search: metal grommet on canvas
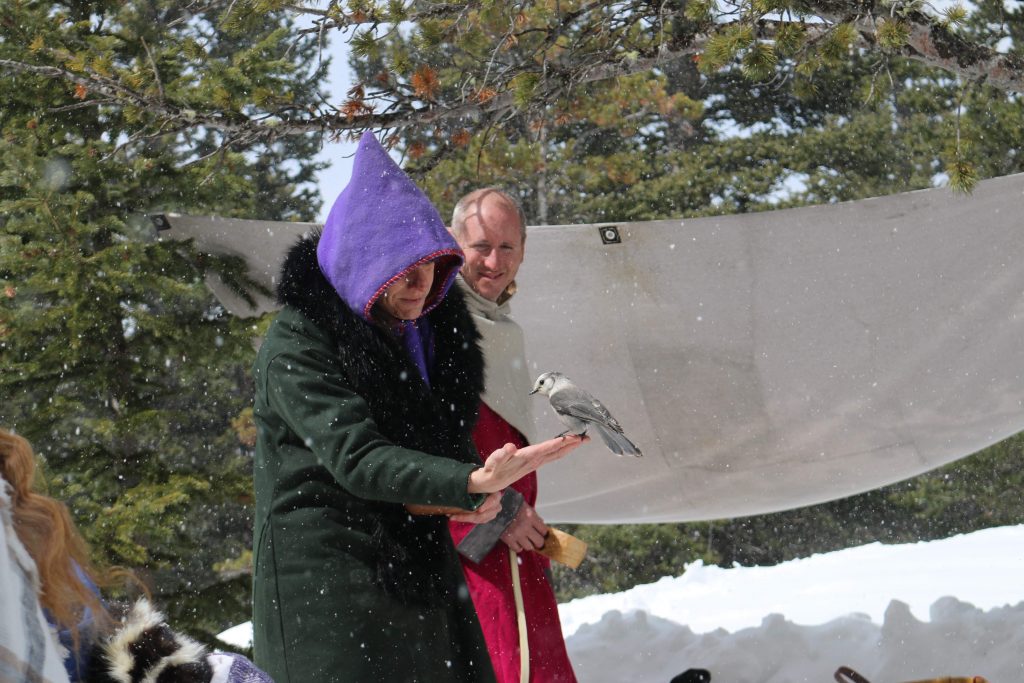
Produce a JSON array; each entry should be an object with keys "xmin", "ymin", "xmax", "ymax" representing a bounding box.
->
[{"xmin": 598, "ymin": 225, "xmax": 621, "ymax": 244}]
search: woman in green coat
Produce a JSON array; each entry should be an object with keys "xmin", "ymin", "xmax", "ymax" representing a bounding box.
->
[{"xmin": 251, "ymin": 133, "xmax": 582, "ymax": 683}]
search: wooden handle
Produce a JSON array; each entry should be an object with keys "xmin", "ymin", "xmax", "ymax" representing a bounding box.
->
[
  {"xmin": 537, "ymin": 527, "xmax": 587, "ymax": 569},
  {"xmin": 836, "ymin": 667, "xmax": 989, "ymax": 683},
  {"xmin": 405, "ymin": 503, "xmax": 469, "ymax": 516}
]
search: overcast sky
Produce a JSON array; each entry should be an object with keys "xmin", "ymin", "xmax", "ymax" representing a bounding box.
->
[{"xmin": 313, "ymin": 33, "xmax": 357, "ymax": 223}]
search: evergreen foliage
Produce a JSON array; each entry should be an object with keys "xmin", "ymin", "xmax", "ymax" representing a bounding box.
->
[
  {"xmin": 0, "ymin": 1, "xmax": 327, "ymax": 640},
  {"xmin": 4, "ymin": 1, "xmax": 1022, "ymax": 188},
  {"xmin": 406, "ymin": 55, "xmax": 1022, "ymax": 223},
  {"xmin": 341, "ymin": 1, "xmax": 1020, "ymax": 220}
]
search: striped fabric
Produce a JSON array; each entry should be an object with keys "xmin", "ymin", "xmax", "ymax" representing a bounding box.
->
[{"xmin": 0, "ymin": 478, "xmax": 71, "ymax": 683}]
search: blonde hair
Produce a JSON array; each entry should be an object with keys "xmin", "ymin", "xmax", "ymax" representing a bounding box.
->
[
  {"xmin": 450, "ymin": 188, "xmax": 527, "ymax": 242},
  {"xmin": 0, "ymin": 428, "xmax": 109, "ymax": 637}
]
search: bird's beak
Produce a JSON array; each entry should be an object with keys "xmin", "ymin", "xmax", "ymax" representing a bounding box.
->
[{"xmin": 529, "ymin": 388, "xmax": 539, "ymax": 395}]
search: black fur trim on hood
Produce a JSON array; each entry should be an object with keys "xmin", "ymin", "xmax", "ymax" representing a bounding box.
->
[
  {"xmin": 276, "ymin": 230, "xmax": 485, "ymax": 448},
  {"xmin": 274, "ymin": 232, "xmax": 486, "ymax": 606},
  {"xmin": 275, "ymin": 229, "xmax": 330, "ymax": 308}
]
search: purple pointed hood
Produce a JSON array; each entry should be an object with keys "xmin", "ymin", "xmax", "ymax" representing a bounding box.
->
[{"xmin": 317, "ymin": 132, "xmax": 463, "ymax": 320}]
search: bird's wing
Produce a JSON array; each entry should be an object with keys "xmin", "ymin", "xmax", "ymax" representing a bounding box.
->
[{"xmin": 550, "ymin": 388, "xmax": 625, "ymax": 434}]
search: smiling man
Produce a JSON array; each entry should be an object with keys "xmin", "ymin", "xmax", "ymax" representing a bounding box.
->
[
  {"xmin": 454, "ymin": 188, "xmax": 526, "ymax": 303},
  {"xmin": 449, "ymin": 188, "xmax": 578, "ymax": 683}
]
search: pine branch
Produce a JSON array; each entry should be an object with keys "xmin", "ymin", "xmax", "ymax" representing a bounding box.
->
[
  {"xmin": 898, "ymin": 12, "xmax": 1024, "ymax": 92},
  {"xmin": 289, "ymin": 1, "xmax": 483, "ymax": 34},
  {"xmin": 3, "ymin": 0, "xmax": 1022, "ymax": 154}
]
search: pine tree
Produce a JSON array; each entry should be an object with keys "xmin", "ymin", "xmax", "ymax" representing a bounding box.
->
[
  {"xmin": 5, "ymin": 2, "xmax": 1021, "ymax": 187},
  {"xmin": 349, "ymin": 1, "xmax": 1020, "ymax": 223},
  {"xmin": 0, "ymin": 2, "xmax": 329, "ymax": 639}
]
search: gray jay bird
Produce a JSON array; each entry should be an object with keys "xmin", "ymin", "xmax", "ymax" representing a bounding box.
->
[{"xmin": 530, "ymin": 372, "xmax": 643, "ymax": 457}]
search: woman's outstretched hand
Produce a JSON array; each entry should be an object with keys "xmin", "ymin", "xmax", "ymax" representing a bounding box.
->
[{"xmin": 467, "ymin": 435, "xmax": 587, "ymax": 495}]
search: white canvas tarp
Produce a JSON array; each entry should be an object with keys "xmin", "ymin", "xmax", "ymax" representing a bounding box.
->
[{"xmin": 158, "ymin": 172, "xmax": 1024, "ymax": 523}]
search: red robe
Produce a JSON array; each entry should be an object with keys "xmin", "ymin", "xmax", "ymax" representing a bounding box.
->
[{"xmin": 450, "ymin": 403, "xmax": 578, "ymax": 683}]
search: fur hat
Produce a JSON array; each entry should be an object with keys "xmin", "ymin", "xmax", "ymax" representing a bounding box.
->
[{"xmin": 90, "ymin": 599, "xmax": 211, "ymax": 683}]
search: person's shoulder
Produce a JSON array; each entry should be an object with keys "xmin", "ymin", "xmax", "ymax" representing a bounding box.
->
[
  {"xmin": 255, "ymin": 307, "xmax": 332, "ymax": 367},
  {"xmin": 270, "ymin": 305, "xmax": 320, "ymax": 334},
  {"xmin": 495, "ymin": 305, "xmax": 526, "ymax": 337}
]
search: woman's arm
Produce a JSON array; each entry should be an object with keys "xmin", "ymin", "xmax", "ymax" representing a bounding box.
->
[{"xmin": 262, "ymin": 344, "xmax": 485, "ymax": 511}]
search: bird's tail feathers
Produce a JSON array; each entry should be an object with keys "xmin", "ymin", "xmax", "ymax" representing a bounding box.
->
[{"xmin": 595, "ymin": 424, "xmax": 643, "ymax": 457}]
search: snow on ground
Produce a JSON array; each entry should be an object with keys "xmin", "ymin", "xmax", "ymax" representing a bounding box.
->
[
  {"xmin": 561, "ymin": 525, "xmax": 1024, "ymax": 682},
  {"xmin": 219, "ymin": 525, "xmax": 1024, "ymax": 682}
]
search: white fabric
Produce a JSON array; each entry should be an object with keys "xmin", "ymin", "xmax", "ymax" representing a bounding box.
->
[
  {"xmin": 0, "ymin": 479, "xmax": 72, "ymax": 683},
  {"xmin": 156, "ymin": 214, "xmax": 317, "ymax": 317},
  {"xmin": 457, "ymin": 277, "xmax": 538, "ymax": 445},
  {"xmin": 161, "ymin": 172, "xmax": 1024, "ymax": 523},
  {"xmin": 208, "ymin": 653, "xmax": 234, "ymax": 683},
  {"xmin": 520, "ymin": 172, "xmax": 1024, "ymax": 522}
]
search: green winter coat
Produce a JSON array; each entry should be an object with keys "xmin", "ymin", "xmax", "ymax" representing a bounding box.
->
[{"xmin": 251, "ymin": 236, "xmax": 495, "ymax": 683}]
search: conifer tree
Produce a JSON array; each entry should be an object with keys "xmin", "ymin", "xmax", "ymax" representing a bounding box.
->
[
  {"xmin": 0, "ymin": 2, "xmax": 329, "ymax": 638},
  {"xmin": 345, "ymin": 2, "xmax": 1020, "ymax": 220},
  {"xmin": 3, "ymin": 1, "xmax": 1021, "ymax": 189}
]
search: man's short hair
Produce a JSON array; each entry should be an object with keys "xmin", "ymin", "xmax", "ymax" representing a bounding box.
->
[{"xmin": 451, "ymin": 188, "xmax": 527, "ymax": 243}]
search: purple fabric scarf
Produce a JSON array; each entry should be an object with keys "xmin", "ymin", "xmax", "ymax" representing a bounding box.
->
[{"xmin": 398, "ymin": 319, "xmax": 435, "ymax": 386}]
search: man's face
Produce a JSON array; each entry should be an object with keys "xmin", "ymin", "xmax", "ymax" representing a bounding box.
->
[{"xmin": 456, "ymin": 195, "xmax": 525, "ymax": 302}]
